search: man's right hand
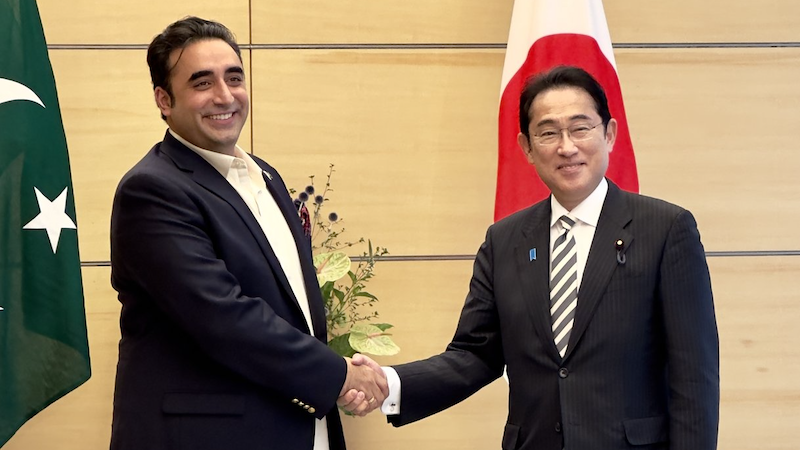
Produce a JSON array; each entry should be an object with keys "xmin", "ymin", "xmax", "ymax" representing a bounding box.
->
[{"xmin": 337, "ymin": 355, "xmax": 388, "ymax": 416}]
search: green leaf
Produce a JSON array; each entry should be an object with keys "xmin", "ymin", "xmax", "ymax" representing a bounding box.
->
[
  {"xmin": 348, "ymin": 324, "xmax": 400, "ymax": 356},
  {"xmin": 372, "ymin": 323, "xmax": 394, "ymax": 332},
  {"xmin": 333, "ymin": 289, "xmax": 345, "ymax": 302},
  {"xmin": 313, "ymin": 251, "xmax": 351, "ymax": 286},
  {"xmin": 353, "ymin": 292, "xmax": 378, "ymax": 300},
  {"xmin": 347, "ymin": 270, "xmax": 357, "ymax": 285},
  {"xmin": 320, "ymin": 281, "xmax": 334, "ymax": 300},
  {"xmin": 328, "ymin": 333, "xmax": 357, "ymax": 358}
]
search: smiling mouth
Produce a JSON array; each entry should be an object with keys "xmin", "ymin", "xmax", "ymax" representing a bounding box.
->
[
  {"xmin": 207, "ymin": 112, "xmax": 233, "ymax": 120},
  {"xmin": 558, "ymin": 162, "xmax": 584, "ymax": 170}
]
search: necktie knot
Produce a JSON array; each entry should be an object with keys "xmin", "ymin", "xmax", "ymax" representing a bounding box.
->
[{"xmin": 559, "ymin": 215, "xmax": 575, "ymax": 232}]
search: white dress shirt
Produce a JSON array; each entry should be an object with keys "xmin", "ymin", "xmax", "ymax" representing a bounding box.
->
[
  {"xmin": 170, "ymin": 130, "xmax": 329, "ymax": 450},
  {"xmin": 380, "ymin": 178, "xmax": 610, "ymax": 416},
  {"xmin": 548, "ymin": 177, "xmax": 608, "ymax": 292}
]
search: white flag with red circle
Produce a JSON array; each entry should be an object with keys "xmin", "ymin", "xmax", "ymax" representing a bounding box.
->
[{"xmin": 495, "ymin": 0, "xmax": 638, "ymax": 221}]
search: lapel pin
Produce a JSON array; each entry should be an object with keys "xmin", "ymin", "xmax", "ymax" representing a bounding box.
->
[
  {"xmin": 529, "ymin": 248, "xmax": 537, "ymax": 261},
  {"xmin": 615, "ymin": 239, "xmax": 626, "ymax": 265},
  {"xmin": 263, "ymin": 170, "xmax": 273, "ymax": 181}
]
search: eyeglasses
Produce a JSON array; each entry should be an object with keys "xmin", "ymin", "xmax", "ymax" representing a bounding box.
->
[{"xmin": 532, "ymin": 122, "xmax": 603, "ymax": 147}]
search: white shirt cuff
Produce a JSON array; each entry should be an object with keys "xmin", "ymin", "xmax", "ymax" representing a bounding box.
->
[{"xmin": 380, "ymin": 366, "xmax": 401, "ymax": 415}]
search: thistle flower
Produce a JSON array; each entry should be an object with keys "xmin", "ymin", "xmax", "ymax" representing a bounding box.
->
[
  {"xmin": 298, "ymin": 192, "xmax": 309, "ymax": 202},
  {"xmin": 314, "ymin": 195, "xmax": 324, "ymax": 205},
  {"xmin": 328, "ymin": 212, "xmax": 339, "ymax": 222},
  {"xmin": 305, "ymin": 185, "xmax": 315, "ymax": 195}
]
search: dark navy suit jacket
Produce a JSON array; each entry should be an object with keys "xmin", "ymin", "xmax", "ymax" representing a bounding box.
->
[
  {"xmin": 110, "ymin": 131, "xmax": 346, "ymax": 450},
  {"xmin": 389, "ymin": 181, "xmax": 719, "ymax": 450}
]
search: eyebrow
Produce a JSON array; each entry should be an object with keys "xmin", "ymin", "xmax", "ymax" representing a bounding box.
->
[
  {"xmin": 188, "ymin": 66, "xmax": 244, "ymax": 82},
  {"xmin": 535, "ymin": 114, "xmax": 593, "ymax": 128}
]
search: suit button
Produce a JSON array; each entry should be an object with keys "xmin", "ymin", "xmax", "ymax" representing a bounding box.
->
[
  {"xmin": 303, "ymin": 405, "xmax": 310, "ymax": 410},
  {"xmin": 558, "ymin": 368, "xmax": 569, "ymax": 378},
  {"xmin": 298, "ymin": 401, "xmax": 305, "ymax": 407},
  {"xmin": 292, "ymin": 398, "xmax": 299, "ymax": 404},
  {"xmin": 308, "ymin": 407, "xmax": 316, "ymax": 414},
  {"xmin": 555, "ymin": 422, "xmax": 562, "ymax": 433}
]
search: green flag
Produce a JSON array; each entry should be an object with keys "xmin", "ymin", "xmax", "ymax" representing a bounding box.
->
[{"xmin": 0, "ymin": 0, "xmax": 91, "ymax": 445}]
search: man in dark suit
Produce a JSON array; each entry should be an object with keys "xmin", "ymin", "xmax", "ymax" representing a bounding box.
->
[
  {"xmin": 347, "ymin": 66, "xmax": 719, "ymax": 449},
  {"xmin": 110, "ymin": 17, "xmax": 386, "ymax": 450}
]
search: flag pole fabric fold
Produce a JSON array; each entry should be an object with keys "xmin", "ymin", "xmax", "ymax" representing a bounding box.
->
[
  {"xmin": 495, "ymin": 0, "xmax": 639, "ymax": 221},
  {"xmin": 0, "ymin": 0, "xmax": 91, "ymax": 445}
]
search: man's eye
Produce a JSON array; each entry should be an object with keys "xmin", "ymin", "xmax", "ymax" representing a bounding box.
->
[{"xmin": 538, "ymin": 130, "xmax": 558, "ymax": 137}]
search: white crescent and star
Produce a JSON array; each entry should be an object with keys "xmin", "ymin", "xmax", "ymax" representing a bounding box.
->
[{"xmin": 0, "ymin": 79, "xmax": 65, "ymax": 313}]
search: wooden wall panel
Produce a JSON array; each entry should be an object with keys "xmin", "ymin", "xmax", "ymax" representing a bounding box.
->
[
  {"xmin": 4, "ymin": 267, "xmax": 119, "ymax": 450},
  {"xmin": 38, "ymin": 1, "xmax": 250, "ymax": 45},
  {"xmin": 711, "ymin": 256, "xmax": 800, "ymax": 449},
  {"xmin": 49, "ymin": 50, "xmax": 252, "ymax": 261},
  {"xmin": 252, "ymin": 0, "xmax": 800, "ymax": 44},
  {"xmin": 35, "ymin": 0, "xmax": 800, "ymax": 46},
  {"xmin": 605, "ymin": 0, "xmax": 800, "ymax": 43},
  {"xmin": 250, "ymin": 49, "xmax": 501, "ymax": 256},
  {"xmin": 617, "ymin": 48, "xmax": 800, "ymax": 251},
  {"xmin": 251, "ymin": 1, "xmax": 512, "ymax": 44}
]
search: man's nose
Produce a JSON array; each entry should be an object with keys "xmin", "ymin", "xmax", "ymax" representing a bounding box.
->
[
  {"xmin": 213, "ymin": 83, "xmax": 234, "ymax": 104},
  {"xmin": 557, "ymin": 130, "xmax": 579, "ymax": 156}
]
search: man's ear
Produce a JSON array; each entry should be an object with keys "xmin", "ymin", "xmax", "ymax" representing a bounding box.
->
[
  {"xmin": 518, "ymin": 132, "xmax": 535, "ymax": 166},
  {"xmin": 605, "ymin": 118, "xmax": 618, "ymax": 152},
  {"xmin": 154, "ymin": 87, "xmax": 172, "ymax": 118}
]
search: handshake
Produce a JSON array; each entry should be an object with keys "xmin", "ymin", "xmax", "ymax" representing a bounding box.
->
[{"xmin": 337, "ymin": 354, "xmax": 387, "ymax": 417}]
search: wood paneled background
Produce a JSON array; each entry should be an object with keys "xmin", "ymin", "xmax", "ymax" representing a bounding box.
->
[{"xmin": 6, "ymin": 0, "xmax": 800, "ymax": 448}]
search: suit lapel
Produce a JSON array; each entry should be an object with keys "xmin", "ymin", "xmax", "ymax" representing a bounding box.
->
[
  {"xmin": 256, "ymin": 164, "xmax": 329, "ymax": 341},
  {"xmin": 516, "ymin": 200, "xmax": 563, "ymax": 361},
  {"xmin": 563, "ymin": 182, "xmax": 633, "ymax": 360},
  {"xmin": 159, "ymin": 132, "xmax": 310, "ymax": 333}
]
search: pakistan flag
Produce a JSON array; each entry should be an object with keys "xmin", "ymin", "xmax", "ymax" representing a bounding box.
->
[{"xmin": 0, "ymin": 0, "xmax": 91, "ymax": 445}]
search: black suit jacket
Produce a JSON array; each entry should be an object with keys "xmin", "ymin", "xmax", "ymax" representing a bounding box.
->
[
  {"xmin": 110, "ymin": 131, "xmax": 346, "ymax": 450},
  {"xmin": 390, "ymin": 181, "xmax": 719, "ymax": 450}
]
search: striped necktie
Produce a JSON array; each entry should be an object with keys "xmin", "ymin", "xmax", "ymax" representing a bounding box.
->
[{"xmin": 550, "ymin": 215, "xmax": 578, "ymax": 358}]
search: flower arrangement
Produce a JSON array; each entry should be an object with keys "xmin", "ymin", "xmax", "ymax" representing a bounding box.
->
[{"xmin": 292, "ymin": 164, "xmax": 399, "ymax": 358}]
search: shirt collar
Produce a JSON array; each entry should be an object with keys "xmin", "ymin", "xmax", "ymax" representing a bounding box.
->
[
  {"xmin": 549, "ymin": 178, "xmax": 608, "ymax": 228},
  {"xmin": 169, "ymin": 129, "xmax": 252, "ymax": 178}
]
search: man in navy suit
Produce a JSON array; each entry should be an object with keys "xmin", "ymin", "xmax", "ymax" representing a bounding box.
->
[
  {"xmin": 346, "ymin": 66, "xmax": 719, "ymax": 449},
  {"xmin": 110, "ymin": 17, "xmax": 386, "ymax": 450}
]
